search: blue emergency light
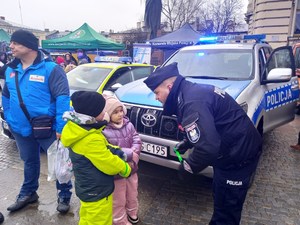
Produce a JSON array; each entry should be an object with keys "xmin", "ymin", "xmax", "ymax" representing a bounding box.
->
[
  {"xmin": 199, "ymin": 36, "xmax": 218, "ymax": 43},
  {"xmin": 95, "ymin": 56, "xmax": 132, "ymax": 63},
  {"xmin": 197, "ymin": 34, "xmax": 266, "ymax": 45},
  {"xmin": 243, "ymin": 34, "xmax": 266, "ymax": 41}
]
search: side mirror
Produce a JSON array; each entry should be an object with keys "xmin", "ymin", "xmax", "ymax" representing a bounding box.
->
[
  {"xmin": 266, "ymin": 68, "xmax": 292, "ymax": 81},
  {"xmin": 262, "ymin": 46, "xmax": 295, "ymax": 84},
  {"xmin": 111, "ymin": 83, "xmax": 123, "ymax": 90},
  {"xmin": 106, "ymin": 83, "xmax": 123, "ymax": 92},
  {"xmin": 102, "ymin": 90, "xmax": 115, "ymax": 97}
]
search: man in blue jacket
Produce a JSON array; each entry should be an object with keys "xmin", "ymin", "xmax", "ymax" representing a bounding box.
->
[
  {"xmin": 144, "ymin": 62, "xmax": 262, "ymax": 225},
  {"xmin": 1, "ymin": 30, "xmax": 72, "ymax": 213}
]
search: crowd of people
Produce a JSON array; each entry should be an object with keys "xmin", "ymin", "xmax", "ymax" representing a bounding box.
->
[
  {"xmin": 0, "ymin": 29, "xmax": 299, "ymax": 225},
  {"xmin": 0, "ymin": 29, "xmax": 141, "ymax": 225},
  {"xmin": 53, "ymin": 49, "xmax": 92, "ymax": 73}
]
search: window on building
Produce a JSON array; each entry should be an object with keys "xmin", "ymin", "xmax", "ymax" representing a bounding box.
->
[{"xmin": 295, "ymin": 0, "xmax": 300, "ymax": 34}]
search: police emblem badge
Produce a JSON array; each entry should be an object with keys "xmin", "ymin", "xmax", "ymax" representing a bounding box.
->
[{"xmin": 185, "ymin": 122, "xmax": 200, "ymax": 143}]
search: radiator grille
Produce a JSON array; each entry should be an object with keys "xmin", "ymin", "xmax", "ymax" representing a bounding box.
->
[{"xmin": 125, "ymin": 105, "xmax": 183, "ymax": 141}]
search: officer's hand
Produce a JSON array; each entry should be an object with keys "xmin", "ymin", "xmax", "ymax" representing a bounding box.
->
[
  {"xmin": 178, "ymin": 160, "xmax": 194, "ymax": 182},
  {"xmin": 175, "ymin": 139, "xmax": 192, "ymax": 154}
]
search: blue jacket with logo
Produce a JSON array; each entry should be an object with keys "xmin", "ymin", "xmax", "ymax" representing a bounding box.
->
[
  {"xmin": 1, "ymin": 51, "xmax": 70, "ymax": 136},
  {"xmin": 164, "ymin": 76, "xmax": 262, "ymax": 173}
]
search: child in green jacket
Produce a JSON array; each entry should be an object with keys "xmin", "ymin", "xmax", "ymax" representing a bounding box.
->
[{"xmin": 61, "ymin": 91, "xmax": 131, "ymax": 225}]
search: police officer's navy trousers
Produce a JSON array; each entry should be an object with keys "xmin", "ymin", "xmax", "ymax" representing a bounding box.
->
[
  {"xmin": 11, "ymin": 130, "xmax": 72, "ymax": 199},
  {"xmin": 209, "ymin": 156, "xmax": 260, "ymax": 225}
]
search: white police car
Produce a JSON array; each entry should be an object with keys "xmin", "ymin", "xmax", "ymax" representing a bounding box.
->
[{"xmin": 116, "ymin": 34, "xmax": 299, "ymax": 176}]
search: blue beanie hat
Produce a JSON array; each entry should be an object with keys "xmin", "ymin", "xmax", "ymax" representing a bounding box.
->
[
  {"xmin": 11, "ymin": 29, "xmax": 39, "ymax": 51},
  {"xmin": 144, "ymin": 62, "xmax": 180, "ymax": 91}
]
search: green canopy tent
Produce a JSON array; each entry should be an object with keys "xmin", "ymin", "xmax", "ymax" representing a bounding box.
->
[{"xmin": 42, "ymin": 23, "xmax": 125, "ymax": 51}]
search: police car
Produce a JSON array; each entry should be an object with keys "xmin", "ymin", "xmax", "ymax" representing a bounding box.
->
[
  {"xmin": 0, "ymin": 56, "xmax": 155, "ymax": 139},
  {"xmin": 66, "ymin": 56, "xmax": 155, "ymax": 95},
  {"xmin": 115, "ymin": 34, "xmax": 300, "ymax": 176}
]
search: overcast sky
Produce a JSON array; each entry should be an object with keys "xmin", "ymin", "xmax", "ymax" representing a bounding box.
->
[
  {"xmin": 0, "ymin": 0, "xmax": 248, "ymax": 33},
  {"xmin": 0, "ymin": 0, "xmax": 146, "ymax": 32}
]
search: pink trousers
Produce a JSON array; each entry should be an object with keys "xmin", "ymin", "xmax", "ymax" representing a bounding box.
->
[{"xmin": 113, "ymin": 173, "xmax": 138, "ymax": 225}]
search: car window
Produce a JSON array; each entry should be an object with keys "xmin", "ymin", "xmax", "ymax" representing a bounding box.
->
[
  {"xmin": 267, "ymin": 48, "xmax": 293, "ymax": 71},
  {"xmin": 104, "ymin": 67, "xmax": 131, "ymax": 90},
  {"xmin": 67, "ymin": 66, "xmax": 112, "ymax": 91},
  {"xmin": 165, "ymin": 49, "xmax": 253, "ymax": 80},
  {"xmin": 131, "ymin": 66, "xmax": 154, "ymax": 80}
]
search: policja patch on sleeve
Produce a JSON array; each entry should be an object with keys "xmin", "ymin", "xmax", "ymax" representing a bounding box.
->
[{"xmin": 182, "ymin": 113, "xmax": 200, "ymax": 144}]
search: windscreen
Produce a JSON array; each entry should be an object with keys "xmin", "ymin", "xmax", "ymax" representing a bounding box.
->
[
  {"xmin": 67, "ymin": 66, "xmax": 112, "ymax": 91},
  {"xmin": 165, "ymin": 49, "xmax": 253, "ymax": 80}
]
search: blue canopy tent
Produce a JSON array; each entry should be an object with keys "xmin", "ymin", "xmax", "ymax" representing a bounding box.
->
[{"xmin": 148, "ymin": 23, "xmax": 201, "ymax": 63}]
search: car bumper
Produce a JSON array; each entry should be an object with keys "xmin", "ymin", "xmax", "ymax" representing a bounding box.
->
[{"xmin": 139, "ymin": 134, "xmax": 213, "ymax": 178}]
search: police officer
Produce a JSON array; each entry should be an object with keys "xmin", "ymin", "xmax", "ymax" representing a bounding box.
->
[
  {"xmin": 0, "ymin": 212, "xmax": 4, "ymax": 224},
  {"xmin": 144, "ymin": 62, "xmax": 262, "ymax": 225}
]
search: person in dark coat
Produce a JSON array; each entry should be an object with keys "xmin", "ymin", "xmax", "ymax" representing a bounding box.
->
[
  {"xmin": 0, "ymin": 52, "xmax": 8, "ymax": 65},
  {"xmin": 0, "ymin": 212, "xmax": 4, "ymax": 224},
  {"xmin": 77, "ymin": 49, "xmax": 91, "ymax": 63},
  {"xmin": 64, "ymin": 52, "xmax": 78, "ymax": 66},
  {"xmin": 144, "ymin": 62, "xmax": 262, "ymax": 225}
]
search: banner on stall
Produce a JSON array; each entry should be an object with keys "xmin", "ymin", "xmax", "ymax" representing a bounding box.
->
[{"xmin": 133, "ymin": 43, "xmax": 151, "ymax": 64}]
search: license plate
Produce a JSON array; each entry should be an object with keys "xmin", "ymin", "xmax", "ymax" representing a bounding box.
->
[{"xmin": 142, "ymin": 141, "xmax": 168, "ymax": 157}]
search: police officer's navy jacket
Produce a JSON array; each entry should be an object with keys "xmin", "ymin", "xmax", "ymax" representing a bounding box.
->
[
  {"xmin": 164, "ymin": 76, "xmax": 262, "ymax": 173},
  {"xmin": 1, "ymin": 51, "xmax": 70, "ymax": 136}
]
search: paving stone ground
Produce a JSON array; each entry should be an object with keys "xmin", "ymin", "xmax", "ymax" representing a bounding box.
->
[{"xmin": 0, "ymin": 115, "xmax": 299, "ymax": 224}]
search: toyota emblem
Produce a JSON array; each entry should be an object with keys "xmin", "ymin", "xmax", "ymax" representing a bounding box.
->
[{"xmin": 141, "ymin": 113, "xmax": 157, "ymax": 127}]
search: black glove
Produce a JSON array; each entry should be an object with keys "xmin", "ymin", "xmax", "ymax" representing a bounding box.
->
[
  {"xmin": 175, "ymin": 139, "xmax": 193, "ymax": 154},
  {"xmin": 178, "ymin": 160, "xmax": 194, "ymax": 182}
]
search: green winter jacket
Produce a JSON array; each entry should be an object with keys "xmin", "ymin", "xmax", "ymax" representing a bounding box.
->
[{"xmin": 61, "ymin": 121, "xmax": 131, "ymax": 202}]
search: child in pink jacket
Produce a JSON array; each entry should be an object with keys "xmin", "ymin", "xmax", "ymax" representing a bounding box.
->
[{"xmin": 102, "ymin": 96, "xmax": 142, "ymax": 225}]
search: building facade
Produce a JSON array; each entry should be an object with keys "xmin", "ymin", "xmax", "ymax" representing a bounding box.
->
[
  {"xmin": 0, "ymin": 16, "xmax": 47, "ymax": 46},
  {"xmin": 246, "ymin": 0, "xmax": 300, "ymax": 48}
]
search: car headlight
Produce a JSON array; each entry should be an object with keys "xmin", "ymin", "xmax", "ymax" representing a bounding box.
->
[{"xmin": 239, "ymin": 102, "xmax": 248, "ymax": 113}]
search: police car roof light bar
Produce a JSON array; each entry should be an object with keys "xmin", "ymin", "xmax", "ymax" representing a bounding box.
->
[
  {"xmin": 95, "ymin": 56, "xmax": 133, "ymax": 64},
  {"xmin": 243, "ymin": 34, "xmax": 266, "ymax": 42},
  {"xmin": 197, "ymin": 34, "xmax": 266, "ymax": 45}
]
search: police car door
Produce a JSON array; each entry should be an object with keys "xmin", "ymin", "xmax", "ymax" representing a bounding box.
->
[{"xmin": 261, "ymin": 46, "xmax": 298, "ymax": 132}]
